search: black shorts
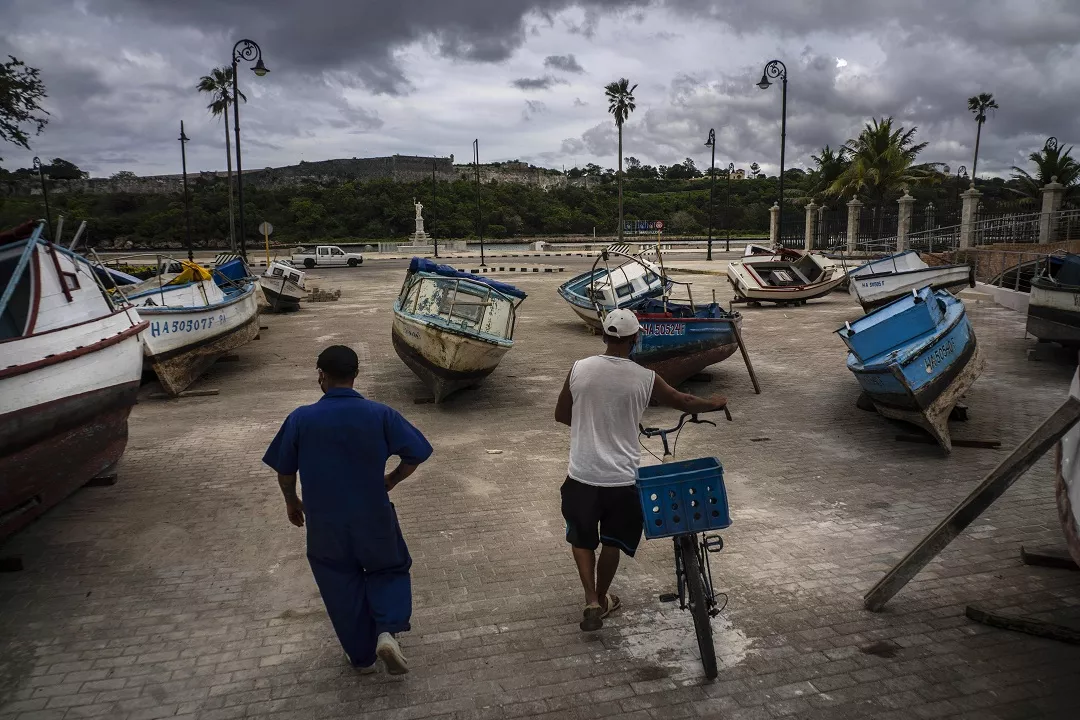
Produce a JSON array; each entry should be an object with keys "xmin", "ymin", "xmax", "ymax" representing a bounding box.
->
[{"xmin": 561, "ymin": 477, "xmax": 644, "ymax": 557}]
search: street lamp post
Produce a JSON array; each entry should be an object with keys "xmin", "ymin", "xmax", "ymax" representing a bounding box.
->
[
  {"xmin": 955, "ymin": 165, "xmax": 967, "ymax": 209},
  {"xmin": 725, "ymin": 162, "xmax": 735, "ymax": 252},
  {"xmin": 231, "ymin": 38, "xmax": 269, "ymax": 262},
  {"xmin": 757, "ymin": 59, "xmax": 788, "ymax": 248},
  {"xmin": 473, "ymin": 139, "xmax": 485, "ymax": 266},
  {"xmin": 32, "ymin": 157, "xmax": 53, "ymax": 241},
  {"xmin": 431, "ymin": 156, "xmax": 439, "ymax": 258},
  {"xmin": 704, "ymin": 129, "xmax": 716, "ymax": 261},
  {"xmin": 179, "ymin": 121, "xmax": 193, "ymax": 261}
]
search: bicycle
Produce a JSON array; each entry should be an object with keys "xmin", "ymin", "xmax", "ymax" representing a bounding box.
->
[{"xmin": 636, "ymin": 407, "xmax": 732, "ymax": 680}]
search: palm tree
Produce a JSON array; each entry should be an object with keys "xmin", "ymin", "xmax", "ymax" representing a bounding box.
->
[
  {"xmin": 605, "ymin": 78, "xmax": 637, "ymax": 241},
  {"xmin": 197, "ymin": 67, "xmax": 246, "ymax": 252},
  {"xmin": 803, "ymin": 145, "xmax": 849, "ymax": 203},
  {"xmin": 1010, "ymin": 140, "xmax": 1080, "ymax": 205},
  {"xmin": 749, "ymin": 162, "xmax": 760, "ymax": 179},
  {"xmin": 967, "ymin": 92, "xmax": 998, "ymax": 180}
]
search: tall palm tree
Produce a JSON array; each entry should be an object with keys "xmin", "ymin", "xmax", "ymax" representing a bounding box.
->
[
  {"xmin": 967, "ymin": 92, "xmax": 998, "ymax": 180},
  {"xmin": 1010, "ymin": 141, "xmax": 1080, "ymax": 205},
  {"xmin": 803, "ymin": 145, "xmax": 849, "ymax": 203},
  {"xmin": 605, "ymin": 78, "xmax": 637, "ymax": 241},
  {"xmin": 197, "ymin": 67, "xmax": 246, "ymax": 251}
]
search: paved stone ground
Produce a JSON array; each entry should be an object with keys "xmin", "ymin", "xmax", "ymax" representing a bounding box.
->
[{"xmin": 2, "ymin": 258, "xmax": 1079, "ymax": 720}]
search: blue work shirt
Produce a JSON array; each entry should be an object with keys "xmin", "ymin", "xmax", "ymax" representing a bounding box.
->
[{"xmin": 262, "ymin": 388, "xmax": 433, "ymax": 522}]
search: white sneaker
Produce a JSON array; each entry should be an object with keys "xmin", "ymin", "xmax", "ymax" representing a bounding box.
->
[{"xmin": 376, "ymin": 632, "xmax": 409, "ymax": 675}]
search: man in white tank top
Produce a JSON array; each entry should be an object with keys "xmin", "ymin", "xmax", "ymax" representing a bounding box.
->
[{"xmin": 555, "ymin": 309, "xmax": 727, "ymax": 631}]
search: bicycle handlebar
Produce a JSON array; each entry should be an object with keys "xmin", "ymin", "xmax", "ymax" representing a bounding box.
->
[{"xmin": 639, "ymin": 406, "xmax": 731, "ymax": 438}]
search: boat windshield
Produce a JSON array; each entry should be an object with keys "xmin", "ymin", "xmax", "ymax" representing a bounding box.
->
[{"xmin": 0, "ymin": 248, "xmax": 35, "ymax": 340}]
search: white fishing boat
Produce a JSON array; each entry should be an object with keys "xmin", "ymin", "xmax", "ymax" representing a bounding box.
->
[
  {"xmin": 1, "ymin": 221, "xmax": 147, "ymax": 540},
  {"xmin": 557, "ymin": 245, "xmax": 669, "ymax": 330},
  {"xmin": 1028, "ymin": 254, "xmax": 1080, "ymax": 346},
  {"xmin": 727, "ymin": 252, "xmax": 846, "ymax": 305},
  {"xmin": 848, "ymin": 251, "xmax": 974, "ymax": 312},
  {"xmin": 110, "ymin": 257, "xmax": 259, "ymax": 396},
  {"xmin": 260, "ymin": 260, "xmax": 306, "ymax": 312},
  {"xmin": 392, "ymin": 258, "xmax": 526, "ymax": 402},
  {"xmin": 1057, "ymin": 363, "xmax": 1080, "ymax": 566}
]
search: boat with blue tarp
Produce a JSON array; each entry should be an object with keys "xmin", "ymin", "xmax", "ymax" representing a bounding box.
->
[
  {"xmin": 392, "ymin": 258, "xmax": 527, "ymax": 402},
  {"xmin": 1028, "ymin": 253, "xmax": 1080, "ymax": 346},
  {"xmin": 836, "ymin": 286, "xmax": 984, "ymax": 452},
  {"xmin": 631, "ymin": 298, "xmax": 743, "ymax": 387}
]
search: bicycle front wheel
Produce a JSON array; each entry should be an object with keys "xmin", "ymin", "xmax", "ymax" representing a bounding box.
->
[{"xmin": 679, "ymin": 534, "xmax": 717, "ymax": 679}]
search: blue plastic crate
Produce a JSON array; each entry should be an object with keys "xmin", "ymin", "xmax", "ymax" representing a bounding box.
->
[{"xmin": 636, "ymin": 457, "xmax": 731, "ymax": 539}]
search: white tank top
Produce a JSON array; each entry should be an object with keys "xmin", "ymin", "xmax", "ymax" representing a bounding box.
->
[{"xmin": 567, "ymin": 355, "xmax": 656, "ymax": 487}]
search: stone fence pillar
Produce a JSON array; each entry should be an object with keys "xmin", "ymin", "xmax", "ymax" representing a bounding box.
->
[
  {"xmin": 804, "ymin": 200, "xmax": 818, "ymax": 251},
  {"xmin": 846, "ymin": 197, "xmax": 863, "ymax": 252},
  {"xmin": 959, "ymin": 184, "xmax": 981, "ymax": 249},
  {"xmin": 896, "ymin": 189, "xmax": 915, "ymax": 252},
  {"xmin": 769, "ymin": 203, "xmax": 780, "ymax": 246},
  {"xmin": 1039, "ymin": 176, "xmax": 1065, "ymax": 244}
]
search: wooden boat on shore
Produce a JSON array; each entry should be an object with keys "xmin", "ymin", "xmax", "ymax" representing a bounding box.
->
[
  {"xmin": 848, "ymin": 251, "xmax": 974, "ymax": 312},
  {"xmin": 260, "ymin": 261, "xmax": 306, "ymax": 312},
  {"xmin": 727, "ymin": 253, "xmax": 846, "ymax": 305},
  {"xmin": 1, "ymin": 221, "xmax": 147, "ymax": 541},
  {"xmin": 837, "ymin": 286, "xmax": 983, "ymax": 453},
  {"xmin": 392, "ymin": 258, "xmax": 526, "ymax": 402},
  {"xmin": 557, "ymin": 246, "xmax": 669, "ymax": 330},
  {"xmin": 109, "ymin": 257, "xmax": 259, "ymax": 396},
  {"xmin": 1056, "ymin": 363, "xmax": 1080, "ymax": 566},
  {"xmin": 1028, "ymin": 253, "xmax": 1080, "ymax": 346},
  {"xmin": 632, "ymin": 298, "xmax": 743, "ymax": 387},
  {"xmin": 743, "ymin": 243, "xmax": 803, "ymax": 262}
]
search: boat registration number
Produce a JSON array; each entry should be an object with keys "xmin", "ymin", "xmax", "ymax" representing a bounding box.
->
[
  {"xmin": 149, "ymin": 315, "xmax": 227, "ymax": 337},
  {"xmin": 923, "ymin": 339, "xmax": 955, "ymax": 374},
  {"xmin": 861, "ymin": 280, "xmax": 886, "ymax": 288},
  {"xmin": 641, "ymin": 323, "xmax": 686, "ymax": 336}
]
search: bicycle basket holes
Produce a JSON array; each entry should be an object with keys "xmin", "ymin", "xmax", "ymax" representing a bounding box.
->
[{"xmin": 636, "ymin": 457, "xmax": 731, "ymax": 540}]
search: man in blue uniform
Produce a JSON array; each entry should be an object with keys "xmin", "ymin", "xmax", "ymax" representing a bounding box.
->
[{"xmin": 263, "ymin": 345, "xmax": 433, "ymax": 675}]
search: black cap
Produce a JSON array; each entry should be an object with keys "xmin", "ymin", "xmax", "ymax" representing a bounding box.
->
[{"xmin": 317, "ymin": 345, "xmax": 359, "ymax": 379}]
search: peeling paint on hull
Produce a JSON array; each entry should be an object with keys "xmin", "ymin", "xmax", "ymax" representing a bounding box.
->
[
  {"xmin": 391, "ymin": 314, "xmax": 510, "ymax": 402},
  {"xmin": 145, "ymin": 313, "xmax": 260, "ymax": 396}
]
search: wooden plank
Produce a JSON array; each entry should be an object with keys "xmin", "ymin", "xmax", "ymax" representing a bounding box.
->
[
  {"xmin": 895, "ymin": 434, "xmax": 1001, "ymax": 449},
  {"xmin": 965, "ymin": 606, "xmax": 1080, "ymax": 645},
  {"xmin": 148, "ymin": 389, "xmax": 221, "ymax": 400},
  {"xmin": 1020, "ymin": 545, "xmax": 1080, "ymax": 571},
  {"xmin": 730, "ymin": 321, "xmax": 762, "ymax": 395},
  {"xmin": 863, "ymin": 397, "xmax": 1080, "ymax": 611}
]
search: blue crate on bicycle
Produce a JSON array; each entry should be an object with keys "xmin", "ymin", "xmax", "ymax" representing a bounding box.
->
[{"xmin": 637, "ymin": 457, "xmax": 731, "ymax": 539}]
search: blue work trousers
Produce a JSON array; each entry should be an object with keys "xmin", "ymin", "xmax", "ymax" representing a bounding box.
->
[{"xmin": 305, "ymin": 509, "xmax": 412, "ymax": 667}]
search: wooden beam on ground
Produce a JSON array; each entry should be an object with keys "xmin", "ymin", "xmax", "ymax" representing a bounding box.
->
[
  {"xmin": 863, "ymin": 397, "xmax": 1080, "ymax": 612},
  {"xmin": 1020, "ymin": 545, "xmax": 1080, "ymax": 571},
  {"xmin": 895, "ymin": 434, "xmax": 1001, "ymax": 449},
  {"xmin": 147, "ymin": 389, "xmax": 221, "ymax": 400},
  {"xmin": 965, "ymin": 606, "xmax": 1080, "ymax": 645},
  {"xmin": 730, "ymin": 321, "xmax": 762, "ymax": 395}
]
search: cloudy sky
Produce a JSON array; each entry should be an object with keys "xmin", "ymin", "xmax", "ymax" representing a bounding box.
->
[{"xmin": 3, "ymin": 0, "xmax": 1079, "ymax": 180}]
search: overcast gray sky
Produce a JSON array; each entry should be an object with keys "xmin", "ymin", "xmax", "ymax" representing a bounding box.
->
[{"xmin": 2, "ymin": 0, "xmax": 1079, "ymax": 179}]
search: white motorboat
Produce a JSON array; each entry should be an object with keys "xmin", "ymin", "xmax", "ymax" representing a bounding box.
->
[
  {"xmin": 1028, "ymin": 254, "xmax": 1080, "ymax": 346},
  {"xmin": 848, "ymin": 251, "xmax": 974, "ymax": 312},
  {"xmin": 0, "ymin": 221, "xmax": 146, "ymax": 540},
  {"xmin": 727, "ymin": 253, "xmax": 846, "ymax": 305},
  {"xmin": 260, "ymin": 261, "xmax": 306, "ymax": 312},
  {"xmin": 557, "ymin": 245, "xmax": 669, "ymax": 330}
]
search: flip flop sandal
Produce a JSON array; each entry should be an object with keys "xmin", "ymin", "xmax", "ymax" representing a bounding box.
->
[
  {"xmin": 580, "ymin": 603, "xmax": 603, "ymax": 631},
  {"xmin": 600, "ymin": 594, "xmax": 621, "ymax": 619}
]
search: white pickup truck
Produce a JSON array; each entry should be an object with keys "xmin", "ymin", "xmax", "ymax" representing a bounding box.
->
[{"xmin": 290, "ymin": 245, "xmax": 364, "ymax": 269}]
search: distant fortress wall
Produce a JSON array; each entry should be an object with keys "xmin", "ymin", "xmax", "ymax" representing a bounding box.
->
[{"xmin": 6, "ymin": 155, "xmax": 570, "ymax": 196}]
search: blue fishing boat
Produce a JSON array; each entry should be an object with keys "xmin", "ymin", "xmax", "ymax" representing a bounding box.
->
[
  {"xmin": 836, "ymin": 286, "xmax": 984, "ymax": 452},
  {"xmin": 557, "ymin": 246, "xmax": 670, "ymax": 330},
  {"xmin": 631, "ymin": 299, "xmax": 743, "ymax": 387}
]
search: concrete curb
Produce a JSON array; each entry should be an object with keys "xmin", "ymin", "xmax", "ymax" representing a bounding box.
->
[{"xmin": 462, "ymin": 266, "xmax": 565, "ymax": 274}]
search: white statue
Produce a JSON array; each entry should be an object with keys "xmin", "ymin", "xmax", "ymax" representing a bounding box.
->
[
  {"xmin": 412, "ymin": 198, "xmax": 426, "ymax": 238},
  {"xmin": 414, "ymin": 198, "xmax": 423, "ymax": 219}
]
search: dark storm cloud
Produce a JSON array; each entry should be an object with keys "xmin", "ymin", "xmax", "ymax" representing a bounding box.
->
[
  {"xmin": 511, "ymin": 76, "xmax": 564, "ymax": 90},
  {"xmin": 544, "ymin": 54, "xmax": 584, "ymax": 73}
]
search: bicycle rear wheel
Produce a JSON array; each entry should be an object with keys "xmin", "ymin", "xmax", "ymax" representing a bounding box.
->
[{"xmin": 679, "ymin": 534, "xmax": 717, "ymax": 679}]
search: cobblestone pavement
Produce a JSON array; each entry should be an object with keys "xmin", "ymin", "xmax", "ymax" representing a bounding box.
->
[{"xmin": 2, "ymin": 258, "xmax": 1078, "ymax": 720}]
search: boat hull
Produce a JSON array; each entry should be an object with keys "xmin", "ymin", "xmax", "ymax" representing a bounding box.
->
[
  {"xmin": 727, "ymin": 257, "xmax": 846, "ymax": 303},
  {"xmin": 391, "ymin": 312, "xmax": 510, "ymax": 402},
  {"xmin": 1056, "ymin": 366, "xmax": 1080, "ymax": 567},
  {"xmin": 1027, "ymin": 283, "xmax": 1080, "ymax": 345},
  {"xmin": 259, "ymin": 276, "xmax": 305, "ymax": 313},
  {"xmin": 140, "ymin": 285, "xmax": 260, "ymax": 396},
  {"xmin": 850, "ymin": 265, "xmax": 974, "ymax": 311},
  {"xmin": 633, "ymin": 315, "xmax": 742, "ymax": 386}
]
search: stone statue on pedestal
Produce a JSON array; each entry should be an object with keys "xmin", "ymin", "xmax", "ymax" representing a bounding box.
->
[{"xmin": 411, "ymin": 197, "xmax": 428, "ymax": 240}]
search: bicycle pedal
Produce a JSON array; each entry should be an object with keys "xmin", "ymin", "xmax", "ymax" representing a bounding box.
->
[
  {"xmin": 659, "ymin": 593, "xmax": 679, "ymax": 603},
  {"xmin": 704, "ymin": 535, "xmax": 724, "ymax": 553}
]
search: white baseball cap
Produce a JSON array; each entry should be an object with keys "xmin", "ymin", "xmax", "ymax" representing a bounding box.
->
[{"xmin": 603, "ymin": 308, "xmax": 641, "ymax": 338}]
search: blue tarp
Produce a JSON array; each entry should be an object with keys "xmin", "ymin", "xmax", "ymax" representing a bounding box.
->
[
  {"xmin": 214, "ymin": 258, "xmax": 249, "ymax": 286},
  {"xmin": 1056, "ymin": 254, "xmax": 1080, "ymax": 286},
  {"xmin": 409, "ymin": 257, "xmax": 527, "ymax": 300}
]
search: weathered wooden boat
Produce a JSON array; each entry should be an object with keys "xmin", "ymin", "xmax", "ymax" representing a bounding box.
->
[
  {"xmin": 1, "ymin": 221, "xmax": 147, "ymax": 541},
  {"xmin": 109, "ymin": 257, "xmax": 259, "ymax": 396},
  {"xmin": 1056, "ymin": 363, "xmax": 1080, "ymax": 566},
  {"xmin": 392, "ymin": 258, "xmax": 526, "ymax": 402},
  {"xmin": 260, "ymin": 261, "xmax": 306, "ymax": 312},
  {"xmin": 837, "ymin": 286, "xmax": 983, "ymax": 453},
  {"xmin": 557, "ymin": 246, "xmax": 669, "ymax": 330},
  {"xmin": 727, "ymin": 252, "xmax": 846, "ymax": 305},
  {"xmin": 1028, "ymin": 253, "xmax": 1080, "ymax": 346},
  {"xmin": 742, "ymin": 243, "xmax": 803, "ymax": 262},
  {"xmin": 631, "ymin": 298, "xmax": 743, "ymax": 387},
  {"xmin": 848, "ymin": 250, "xmax": 974, "ymax": 312}
]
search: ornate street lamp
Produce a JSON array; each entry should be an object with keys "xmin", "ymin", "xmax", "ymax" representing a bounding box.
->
[
  {"xmin": 955, "ymin": 165, "xmax": 968, "ymax": 208},
  {"xmin": 704, "ymin": 128, "xmax": 716, "ymax": 260},
  {"xmin": 725, "ymin": 162, "xmax": 735, "ymax": 252},
  {"xmin": 179, "ymin": 122, "xmax": 193, "ymax": 261},
  {"xmin": 32, "ymin": 157, "xmax": 53, "ymax": 241},
  {"xmin": 757, "ymin": 59, "xmax": 788, "ymax": 247},
  {"xmin": 231, "ymin": 38, "xmax": 269, "ymax": 261},
  {"xmin": 1045, "ymin": 136, "xmax": 1059, "ymax": 153}
]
